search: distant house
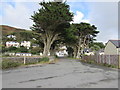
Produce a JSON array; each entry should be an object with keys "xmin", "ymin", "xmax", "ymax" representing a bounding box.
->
[
  {"xmin": 32, "ymin": 44, "xmax": 39, "ymax": 48},
  {"xmin": 56, "ymin": 46, "xmax": 68, "ymax": 57},
  {"xmin": 7, "ymin": 35, "xmax": 16, "ymax": 40},
  {"xmin": 6, "ymin": 41, "xmax": 31, "ymax": 50},
  {"xmin": 83, "ymin": 48, "xmax": 95, "ymax": 56},
  {"xmin": 85, "ymin": 52, "xmax": 94, "ymax": 56},
  {"xmin": 6, "ymin": 41, "xmax": 20, "ymax": 48},
  {"xmin": 104, "ymin": 40, "xmax": 120, "ymax": 55},
  {"xmin": 20, "ymin": 41, "xmax": 31, "ymax": 49}
]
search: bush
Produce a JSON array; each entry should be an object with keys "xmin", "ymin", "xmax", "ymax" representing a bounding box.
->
[
  {"xmin": 18, "ymin": 46, "xmax": 28, "ymax": 53},
  {"xmin": 55, "ymin": 55, "xmax": 58, "ymax": 58},
  {"xmin": 3, "ymin": 54, "xmax": 10, "ymax": 57},
  {"xmin": 38, "ymin": 57, "xmax": 49, "ymax": 62},
  {"xmin": 1, "ymin": 60, "xmax": 21, "ymax": 69}
]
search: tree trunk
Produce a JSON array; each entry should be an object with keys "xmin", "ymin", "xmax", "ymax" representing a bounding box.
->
[
  {"xmin": 43, "ymin": 43, "xmax": 51, "ymax": 57},
  {"xmin": 76, "ymin": 38, "xmax": 82, "ymax": 58},
  {"xmin": 73, "ymin": 46, "xmax": 77, "ymax": 58},
  {"xmin": 81, "ymin": 36, "xmax": 87, "ymax": 56},
  {"xmin": 43, "ymin": 34, "xmax": 58, "ymax": 57},
  {"xmin": 76, "ymin": 46, "xmax": 80, "ymax": 58}
]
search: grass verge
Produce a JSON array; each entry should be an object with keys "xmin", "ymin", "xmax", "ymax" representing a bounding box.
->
[
  {"xmin": 80, "ymin": 59, "xmax": 118, "ymax": 69},
  {"xmin": 0, "ymin": 60, "xmax": 21, "ymax": 69}
]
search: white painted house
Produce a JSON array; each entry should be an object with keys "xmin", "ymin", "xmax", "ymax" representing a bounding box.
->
[
  {"xmin": 85, "ymin": 52, "xmax": 95, "ymax": 56},
  {"xmin": 56, "ymin": 46, "xmax": 68, "ymax": 57},
  {"xmin": 6, "ymin": 41, "xmax": 31, "ymax": 49},
  {"xmin": 7, "ymin": 35, "xmax": 16, "ymax": 40},
  {"xmin": 6, "ymin": 41, "xmax": 20, "ymax": 48},
  {"xmin": 104, "ymin": 40, "xmax": 120, "ymax": 55},
  {"xmin": 20, "ymin": 41, "xmax": 31, "ymax": 49}
]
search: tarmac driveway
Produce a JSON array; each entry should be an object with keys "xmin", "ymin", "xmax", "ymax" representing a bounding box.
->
[{"xmin": 2, "ymin": 58, "xmax": 119, "ymax": 88}]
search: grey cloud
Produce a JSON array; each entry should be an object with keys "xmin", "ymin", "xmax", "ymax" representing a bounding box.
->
[{"xmin": 88, "ymin": 2, "xmax": 118, "ymax": 43}]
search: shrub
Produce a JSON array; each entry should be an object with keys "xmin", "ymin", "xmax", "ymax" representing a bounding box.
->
[
  {"xmin": 3, "ymin": 54, "xmax": 10, "ymax": 57},
  {"xmin": 38, "ymin": 57, "xmax": 49, "ymax": 62},
  {"xmin": 55, "ymin": 55, "xmax": 58, "ymax": 58},
  {"xmin": 1, "ymin": 60, "xmax": 21, "ymax": 69},
  {"xmin": 17, "ymin": 46, "xmax": 28, "ymax": 53}
]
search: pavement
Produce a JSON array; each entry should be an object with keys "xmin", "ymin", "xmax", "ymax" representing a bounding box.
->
[{"xmin": 2, "ymin": 57, "xmax": 119, "ymax": 88}]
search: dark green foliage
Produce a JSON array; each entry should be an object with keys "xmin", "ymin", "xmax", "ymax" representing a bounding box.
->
[
  {"xmin": 54, "ymin": 55, "xmax": 58, "ymax": 58},
  {"xmin": 17, "ymin": 46, "xmax": 28, "ymax": 53},
  {"xmin": 90, "ymin": 45, "xmax": 100, "ymax": 51},
  {"xmin": 89, "ymin": 42, "xmax": 105, "ymax": 49},
  {"xmin": 30, "ymin": 47, "xmax": 42, "ymax": 54},
  {"xmin": 70, "ymin": 23, "xmax": 99, "ymax": 42},
  {"xmin": 67, "ymin": 47, "xmax": 74, "ymax": 57},
  {"xmin": 12, "ymin": 31, "xmax": 34, "ymax": 42},
  {"xmin": 31, "ymin": 1, "xmax": 73, "ymax": 56},
  {"xmin": 2, "ymin": 46, "xmax": 29, "ymax": 53},
  {"xmin": 31, "ymin": 2, "xmax": 73, "ymax": 33},
  {"xmin": 2, "ymin": 46, "xmax": 8, "ymax": 53},
  {"xmin": 8, "ymin": 47, "xmax": 18, "ymax": 52},
  {"xmin": 2, "ymin": 46, "xmax": 18, "ymax": 53},
  {"xmin": 64, "ymin": 23, "xmax": 99, "ymax": 58}
]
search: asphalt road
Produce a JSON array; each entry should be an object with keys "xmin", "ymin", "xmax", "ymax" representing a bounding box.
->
[{"xmin": 2, "ymin": 58, "xmax": 119, "ymax": 88}]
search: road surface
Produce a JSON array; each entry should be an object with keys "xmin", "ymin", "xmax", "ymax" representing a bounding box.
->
[{"xmin": 2, "ymin": 58, "xmax": 119, "ymax": 88}]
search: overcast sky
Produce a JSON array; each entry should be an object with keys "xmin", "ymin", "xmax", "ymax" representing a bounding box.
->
[{"xmin": 0, "ymin": 0, "xmax": 119, "ymax": 43}]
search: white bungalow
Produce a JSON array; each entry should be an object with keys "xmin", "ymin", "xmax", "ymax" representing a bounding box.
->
[
  {"xmin": 6, "ymin": 41, "xmax": 20, "ymax": 48},
  {"xmin": 56, "ymin": 46, "xmax": 68, "ymax": 57},
  {"xmin": 20, "ymin": 41, "xmax": 31, "ymax": 49}
]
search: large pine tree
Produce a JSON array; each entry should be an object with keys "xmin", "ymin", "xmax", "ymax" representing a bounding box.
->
[{"xmin": 31, "ymin": 1, "xmax": 73, "ymax": 57}]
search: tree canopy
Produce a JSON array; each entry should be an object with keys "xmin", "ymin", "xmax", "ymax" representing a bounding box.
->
[
  {"xmin": 64, "ymin": 22, "xmax": 99, "ymax": 58},
  {"xmin": 31, "ymin": 1, "xmax": 73, "ymax": 57}
]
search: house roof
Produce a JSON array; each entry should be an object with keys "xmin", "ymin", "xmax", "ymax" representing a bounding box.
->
[{"xmin": 109, "ymin": 40, "xmax": 120, "ymax": 48}]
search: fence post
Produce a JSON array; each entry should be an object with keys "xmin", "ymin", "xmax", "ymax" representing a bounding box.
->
[
  {"xmin": 102, "ymin": 55, "xmax": 104, "ymax": 64},
  {"xmin": 108, "ymin": 55, "xmax": 110, "ymax": 65},
  {"xmin": 24, "ymin": 56, "xmax": 26, "ymax": 65},
  {"xmin": 118, "ymin": 55, "xmax": 120, "ymax": 68}
]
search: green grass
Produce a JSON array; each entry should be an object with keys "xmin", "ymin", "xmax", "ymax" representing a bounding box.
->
[
  {"xmin": 80, "ymin": 59, "xmax": 118, "ymax": 69},
  {"xmin": 1, "ymin": 60, "xmax": 21, "ymax": 69}
]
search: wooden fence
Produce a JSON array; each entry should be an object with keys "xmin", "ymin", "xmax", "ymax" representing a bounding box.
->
[{"xmin": 82, "ymin": 55, "xmax": 120, "ymax": 68}]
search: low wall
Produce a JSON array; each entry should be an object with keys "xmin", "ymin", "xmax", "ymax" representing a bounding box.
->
[
  {"xmin": 2, "ymin": 56, "xmax": 55, "ymax": 64},
  {"xmin": 2, "ymin": 57, "xmax": 42, "ymax": 64}
]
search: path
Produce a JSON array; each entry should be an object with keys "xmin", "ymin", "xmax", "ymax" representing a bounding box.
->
[{"xmin": 2, "ymin": 58, "xmax": 119, "ymax": 88}]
